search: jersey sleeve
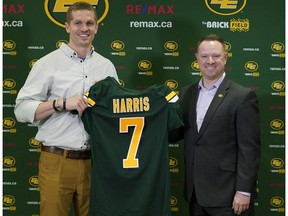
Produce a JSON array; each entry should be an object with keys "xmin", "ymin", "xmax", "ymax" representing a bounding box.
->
[{"xmin": 158, "ymin": 85, "xmax": 184, "ymax": 131}]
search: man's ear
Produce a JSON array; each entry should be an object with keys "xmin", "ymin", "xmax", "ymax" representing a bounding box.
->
[
  {"xmin": 65, "ymin": 22, "xmax": 70, "ymax": 33},
  {"xmin": 95, "ymin": 23, "xmax": 99, "ymax": 34}
]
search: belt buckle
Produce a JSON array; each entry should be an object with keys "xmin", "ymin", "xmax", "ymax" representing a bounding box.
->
[{"xmin": 63, "ymin": 149, "xmax": 69, "ymax": 158}]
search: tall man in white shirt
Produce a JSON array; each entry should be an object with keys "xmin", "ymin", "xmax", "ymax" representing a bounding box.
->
[
  {"xmin": 170, "ymin": 34, "xmax": 261, "ymax": 216},
  {"xmin": 14, "ymin": 2, "xmax": 118, "ymax": 216}
]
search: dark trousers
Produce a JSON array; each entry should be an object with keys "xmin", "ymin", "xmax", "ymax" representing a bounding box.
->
[{"xmin": 189, "ymin": 192, "xmax": 255, "ymax": 216}]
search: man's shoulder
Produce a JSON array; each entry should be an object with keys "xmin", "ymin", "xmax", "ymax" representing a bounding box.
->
[
  {"xmin": 91, "ymin": 51, "xmax": 113, "ymax": 64},
  {"xmin": 181, "ymin": 82, "xmax": 198, "ymax": 93}
]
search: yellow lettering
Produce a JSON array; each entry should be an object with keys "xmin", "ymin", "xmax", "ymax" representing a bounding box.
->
[
  {"xmin": 126, "ymin": 98, "xmax": 133, "ymax": 112},
  {"xmin": 143, "ymin": 97, "xmax": 150, "ymax": 111},
  {"xmin": 113, "ymin": 99, "xmax": 120, "ymax": 113},
  {"xmin": 120, "ymin": 98, "xmax": 127, "ymax": 113},
  {"xmin": 113, "ymin": 97, "xmax": 150, "ymax": 113},
  {"xmin": 133, "ymin": 98, "xmax": 140, "ymax": 112}
]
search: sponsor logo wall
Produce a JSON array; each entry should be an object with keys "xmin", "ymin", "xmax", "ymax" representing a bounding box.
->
[{"xmin": 3, "ymin": 0, "xmax": 285, "ymax": 215}]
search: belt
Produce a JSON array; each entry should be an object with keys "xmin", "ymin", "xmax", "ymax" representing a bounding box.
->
[{"xmin": 41, "ymin": 145, "xmax": 91, "ymax": 160}]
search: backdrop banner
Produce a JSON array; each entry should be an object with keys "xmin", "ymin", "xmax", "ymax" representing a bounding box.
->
[{"xmin": 2, "ymin": 0, "xmax": 285, "ymax": 215}]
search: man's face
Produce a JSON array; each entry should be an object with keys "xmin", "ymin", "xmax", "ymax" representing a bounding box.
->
[
  {"xmin": 65, "ymin": 10, "xmax": 98, "ymax": 49},
  {"xmin": 195, "ymin": 40, "xmax": 228, "ymax": 81}
]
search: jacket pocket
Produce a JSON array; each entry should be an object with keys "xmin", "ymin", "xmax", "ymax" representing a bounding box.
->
[{"xmin": 220, "ymin": 161, "xmax": 236, "ymax": 172}]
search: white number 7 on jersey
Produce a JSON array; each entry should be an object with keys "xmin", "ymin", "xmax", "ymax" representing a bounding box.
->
[{"xmin": 119, "ymin": 117, "xmax": 144, "ymax": 168}]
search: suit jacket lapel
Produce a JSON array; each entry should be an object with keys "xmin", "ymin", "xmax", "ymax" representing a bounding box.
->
[
  {"xmin": 181, "ymin": 84, "xmax": 199, "ymax": 134},
  {"xmin": 198, "ymin": 78, "xmax": 230, "ymax": 136}
]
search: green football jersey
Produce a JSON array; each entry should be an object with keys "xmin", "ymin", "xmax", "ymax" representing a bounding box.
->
[{"xmin": 82, "ymin": 76, "xmax": 183, "ymax": 216}]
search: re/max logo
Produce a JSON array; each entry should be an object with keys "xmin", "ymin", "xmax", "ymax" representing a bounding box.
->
[{"xmin": 126, "ymin": 4, "xmax": 174, "ymax": 14}]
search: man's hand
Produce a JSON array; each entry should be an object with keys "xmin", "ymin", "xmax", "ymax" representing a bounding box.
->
[
  {"xmin": 232, "ymin": 192, "xmax": 250, "ymax": 215},
  {"xmin": 65, "ymin": 95, "xmax": 88, "ymax": 116}
]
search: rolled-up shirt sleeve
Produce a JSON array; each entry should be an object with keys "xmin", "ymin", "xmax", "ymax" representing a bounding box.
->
[{"xmin": 14, "ymin": 61, "xmax": 50, "ymax": 123}]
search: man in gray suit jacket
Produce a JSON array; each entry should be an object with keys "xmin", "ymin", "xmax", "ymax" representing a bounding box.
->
[{"xmin": 170, "ymin": 34, "xmax": 261, "ymax": 216}]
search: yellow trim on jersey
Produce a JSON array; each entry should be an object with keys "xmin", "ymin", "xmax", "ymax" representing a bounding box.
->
[
  {"xmin": 87, "ymin": 98, "xmax": 96, "ymax": 106},
  {"xmin": 84, "ymin": 92, "xmax": 96, "ymax": 106},
  {"xmin": 165, "ymin": 91, "xmax": 177, "ymax": 101}
]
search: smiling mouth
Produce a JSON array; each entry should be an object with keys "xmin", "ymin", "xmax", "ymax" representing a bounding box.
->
[{"xmin": 79, "ymin": 34, "xmax": 89, "ymax": 37}]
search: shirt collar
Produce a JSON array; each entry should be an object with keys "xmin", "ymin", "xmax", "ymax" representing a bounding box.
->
[
  {"xmin": 198, "ymin": 72, "xmax": 226, "ymax": 90},
  {"xmin": 59, "ymin": 43, "xmax": 94, "ymax": 59}
]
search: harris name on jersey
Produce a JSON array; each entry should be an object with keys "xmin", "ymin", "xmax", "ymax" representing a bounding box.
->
[{"xmin": 113, "ymin": 97, "xmax": 150, "ymax": 113}]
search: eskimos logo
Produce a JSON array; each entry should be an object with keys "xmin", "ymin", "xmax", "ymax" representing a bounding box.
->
[
  {"xmin": 191, "ymin": 60, "xmax": 200, "ymax": 71},
  {"xmin": 138, "ymin": 60, "xmax": 152, "ymax": 71},
  {"xmin": 3, "ymin": 79, "xmax": 16, "ymax": 90},
  {"xmin": 224, "ymin": 41, "xmax": 231, "ymax": 52},
  {"xmin": 3, "ymin": 117, "xmax": 16, "ymax": 129},
  {"xmin": 3, "ymin": 156, "xmax": 16, "ymax": 167},
  {"xmin": 205, "ymin": 0, "xmax": 246, "ymax": 15},
  {"xmin": 169, "ymin": 157, "xmax": 178, "ymax": 168},
  {"xmin": 271, "ymin": 42, "xmax": 285, "ymax": 53},
  {"xmin": 29, "ymin": 137, "xmax": 41, "ymax": 148},
  {"xmin": 245, "ymin": 61, "xmax": 259, "ymax": 72},
  {"xmin": 164, "ymin": 41, "xmax": 178, "ymax": 52},
  {"xmin": 111, "ymin": 40, "xmax": 125, "ymax": 51},
  {"xmin": 56, "ymin": 40, "xmax": 68, "ymax": 48},
  {"xmin": 44, "ymin": 0, "xmax": 109, "ymax": 28},
  {"xmin": 165, "ymin": 80, "xmax": 178, "ymax": 90},
  {"xmin": 271, "ymin": 81, "xmax": 285, "ymax": 92},
  {"xmin": 270, "ymin": 158, "xmax": 284, "ymax": 169},
  {"xmin": 29, "ymin": 176, "xmax": 39, "ymax": 187},
  {"xmin": 170, "ymin": 196, "xmax": 178, "ymax": 206},
  {"xmin": 270, "ymin": 119, "xmax": 284, "ymax": 131},
  {"xmin": 119, "ymin": 79, "xmax": 125, "ymax": 87},
  {"xmin": 3, "ymin": 40, "xmax": 16, "ymax": 51},
  {"xmin": 29, "ymin": 59, "xmax": 38, "ymax": 68},
  {"xmin": 270, "ymin": 196, "xmax": 284, "ymax": 208},
  {"xmin": 3, "ymin": 195, "xmax": 16, "ymax": 206}
]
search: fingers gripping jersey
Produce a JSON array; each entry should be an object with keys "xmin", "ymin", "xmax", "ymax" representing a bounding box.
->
[{"xmin": 82, "ymin": 76, "xmax": 183, "ymax": 216}]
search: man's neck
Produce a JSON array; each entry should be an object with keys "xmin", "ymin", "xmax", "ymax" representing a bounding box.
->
[{"xmin": 68, "ymin": 43, "xmax": 91, "ymax": 58}]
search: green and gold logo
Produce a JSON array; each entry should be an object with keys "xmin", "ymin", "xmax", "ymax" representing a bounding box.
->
[
  {"xmin": 270, "ymin": 196, "xmax": 284, "ymax": 208},
  {"xmin": 270, "ymin": 119, "xmax": 284, "ymax": 131},
  {"xmin": 165, "ymin": 80, "xmax": 178, "ymax": 90},
  {"xmin": 191, "ymin": 60, "xmax": 200, "ymax": 71},
  {"xmin": 3, "ymin": 40, "xmax": 16, "ymax": 51},
  {"xmin": 138, "ymin": 60, "xmax": 152, "ymax": 71},
  {"xmin": 270, "ymin": 158, "xmax": 284, "ymax": 169},
  {"xmin": 3, "ymin": 79, "xmax": 16, "ymax": 90},
  {"xmin": 44, "ymin": 0, "xmax": 109, "ymax": 28},
  {"xmin": 111, "ymin": 40, "xmax": 125, "ymax": 51},
  {"xmin": 271, "ymin": 42, "xmax": 285, "ymax": 53},
  {"xmin": 245, "ymin": 61, "xmax": 259, "ymax": 72},
  {"xmin": 164, "ymin": 41, "xmax": 178, "ymax": 52},
  {"xmin": 205, "ymin": 0, "xmax": 246, "ymax": 15},
  {"xmin": 29, "ymin": 137, "xmax": 41, "ymax": 148},
  {"xmin": 3, "ymin": 117, "xmax": 16, "ymax": 129},
  {"xmin": 3, "ymin": 195, "xmax": 16, "ymax": 206},
  {"xmin": 271, "ymin": 81, "xmax": 285, "ymax": 92},
  {"xmin": 29, "ymin": 176, "xmax": 39, "ymax": 187},
  {"xmin": 56, "ymin": 40, "xmax": 68, "ymax": 48},
  {"xmin": 3, "ymin": 156, "xmax": 16, "ymax": 168}
]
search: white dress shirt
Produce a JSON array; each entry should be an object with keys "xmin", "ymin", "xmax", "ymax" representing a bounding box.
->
[
  {"xmin": 14, "ymin": 43, "xmax": 119, "ymax": 150},
  {"xmin": 196, "ymin": 73, "xmax": 225, "ymax": 131}
]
